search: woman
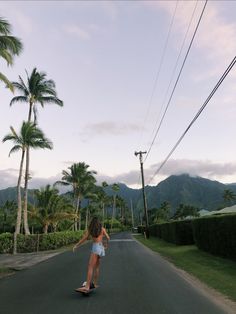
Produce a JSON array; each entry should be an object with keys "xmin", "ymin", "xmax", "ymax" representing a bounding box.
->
[{"xmin": 73, "ymin": 217, "xmax": 110, "ymax": 293}]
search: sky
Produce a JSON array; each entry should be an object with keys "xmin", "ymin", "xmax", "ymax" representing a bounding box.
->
[{"xmin": 1, "ymin": 1, "xmax": 236, "ymax": 190}]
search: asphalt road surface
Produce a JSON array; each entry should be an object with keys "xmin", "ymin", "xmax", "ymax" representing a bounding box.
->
[{"xmin": 0, "ymin": 232, "xmax": 230, "ymax": 314}]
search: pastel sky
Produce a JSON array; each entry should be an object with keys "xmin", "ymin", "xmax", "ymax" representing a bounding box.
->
[{"xmin": 1, "ymin": 1, "xmax": 236, "ymax": 190}]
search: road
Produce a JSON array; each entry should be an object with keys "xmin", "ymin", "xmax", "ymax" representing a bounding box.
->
[{"xmin": 0, "ymin": 232, "xmax": 230, "ymax": 314}]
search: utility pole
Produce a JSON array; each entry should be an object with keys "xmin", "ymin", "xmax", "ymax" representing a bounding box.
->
[
  {"xmin": 130, "ymin": 198, "xmax": 134, "ymax": 230},
  {"xmin": 134, "ymin": 151, "xmax": 149, "ymax": 238}
]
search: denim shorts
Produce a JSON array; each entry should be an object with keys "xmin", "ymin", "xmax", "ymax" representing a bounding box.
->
[{"xmin": 91, "ymin": 242, "xmax": 105, "ymax": 257}]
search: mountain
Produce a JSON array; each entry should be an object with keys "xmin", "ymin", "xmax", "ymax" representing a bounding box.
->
[
  {"xmin": 0, "ymin": 187, "xmax": 36, "ymax": 206},
  {"xmin": 117, "ymin": 174, "xmax": 236, "ymax": 213},
  {"xmin": 1, "ymin": 174, "xmax": 236, "ymax": 213}
]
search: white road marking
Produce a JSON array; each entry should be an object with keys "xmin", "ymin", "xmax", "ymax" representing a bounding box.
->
[{"xmin": 109, "ymin": 239, "xmax": 135, "ymax": 242}]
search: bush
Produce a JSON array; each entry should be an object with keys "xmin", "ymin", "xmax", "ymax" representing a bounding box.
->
[
  {"xmin": 192, "ymin": 214, "xmax": 236, "ymax": 259},
  {"xmin": 149, "ymin": 220, "xmax": 194, "ymax": 245},
  {"xmin": 137, "ymin": 225, "xmax": 145, "ymax": 234},
  {"xmin": 0, "ymin": 231, "xmax": 84, "ymax": 254},
  {"xmin": 0, "ymin": 233, "xmax": 13, "ymax": 253}
]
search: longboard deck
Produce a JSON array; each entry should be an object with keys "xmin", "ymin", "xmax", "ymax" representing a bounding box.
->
[{"xmin": 75, "ymin": 288, "xmax": 97, "ymax": 295}]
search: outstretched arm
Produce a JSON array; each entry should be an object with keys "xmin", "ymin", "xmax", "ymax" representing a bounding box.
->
[
  {"xmin": 103, "ymin": 227, "xmax": 110, "ymax": 241},
  {"xmin": 73, "ymin": 230, "xmax": 89, "ymax": 252}
]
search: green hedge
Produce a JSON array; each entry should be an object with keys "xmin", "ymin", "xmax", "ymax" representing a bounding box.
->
[
  {"xmin": 137, "ymin": 225, "xmax": 145, "ymax": 234},
  {"xmin": 0, "ymin": 231, "xmax": 84, "ymax": 254},
  {"xmin": 149, "ymin": 220, "xmax": 194, "ymax": 245},
  {"xmin": 192, "ymin": 214, "xmax": 236, "ymax": 259}
]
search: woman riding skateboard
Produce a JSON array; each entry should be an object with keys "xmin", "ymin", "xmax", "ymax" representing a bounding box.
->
[{"xmin": 73, "ymin": 217, "xmax": 110, "ymax": 293}]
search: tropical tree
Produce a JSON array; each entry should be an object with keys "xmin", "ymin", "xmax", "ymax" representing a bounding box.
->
[
  {"xmin": 223, "ymin": 189, "xmax": 236, "ymax": 207},
  {"xmin": 173, "ymin": 203, "xmax": 199, "ymax": 220},
  {"xmin": 154, "ymin": 201, "xmax": 170, "ymax": 223},
  {"xmin": 10, "ymin": 67, "xmax": 63, "ymax": 123},
  {"xmin": 32, "ymin": 185, "xmax": 75, "ymax": 233},
  {"xmin": 2, "ymin": 121, "xmax": 53, "ymax": 251},
  {"xmin": 9, "ymin": 68, "xmax": 63, "ymax": 235},
  {"xmin": 111, "ymin": 183, "xmax": 120, "ymax": 231},
  {"xmin": 0, "ymin": 200, "xmax": 17, "ymax": 232},
  {"xmin": 0, "ymin": 17, "xmax": 23, "ymax": 91},
  {"xmin": 55, "ymin": 162, "xmax": 97, "ymax": 230}
]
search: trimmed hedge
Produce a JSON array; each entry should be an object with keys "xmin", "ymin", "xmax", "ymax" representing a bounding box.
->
[
  {"xmin": 0, "ymin": 231, "xmax": 84, "ymax": 254},
  {"xmin": 192, "ymin": 214, "xmax": 236, "ymax": 259},
  {"xmin": 137, "ymin": 225, "xmax": 145, "ymax": 234},
  {"xmin": 149, "ymin": 220, "xmax": 194, "ymax": 245}
]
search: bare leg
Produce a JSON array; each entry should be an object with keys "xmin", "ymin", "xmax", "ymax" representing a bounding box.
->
[
  {"xmin": 93, "ymin": 256, "xmax": 100, "ymax": 287},
  {"xmin": 85, "ymin": 253, "xmax": 98, "ymax": 290}
]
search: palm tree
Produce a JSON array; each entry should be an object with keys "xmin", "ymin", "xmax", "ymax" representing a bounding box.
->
[
  {"xmin": 55, "ymin": 162, "xmax": 97, "ymax": 230},
  {"xmin": 223, "ymin": 189, "xmax": 236, "ymax": 207},
  {"xmin": 0, "ymin": 17, "xmax": 23, "ymax": 91},
  {"xmin": 9, "ymin": 68, "xmax": 63, "ymax": 235},
  {"xmin": 2, "ymin": 121, "xmax": 53, "ymax": 251},
  {"xmin": 32, "ymin": 185, "xmax": 75, "ymax": 233},
  {"xmin": 111, "ymin": 183, "xmax": 120, "ymax": 232},
  {"xmin": 10, "ymin": 67, "xmax": 63, "ymax": 123}
]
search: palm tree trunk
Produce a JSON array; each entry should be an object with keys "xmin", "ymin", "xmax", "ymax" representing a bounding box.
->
[
  {"xmin": 111, "ymin": 195, "xmax": 116, "ymax": 232},
  {"xmin": 28, "ymin": 101, "xmax": 33, "ymax": 122},
  {"xmin": 102, "ymin": 202, "xmax": 105, "ymax": 227},
  {"xmin": 75, "ymin": 195, "xmax": 80, "ymax": 231},
  {"xmin": 14, "ymin": 149, "xmax": 25, "ymax": 254},
  {"xmin": 43, "ymin": 224, "xmax": 48, "ymax": 234},
  {"xmin": 23, "ymin": 147, "xmax": 30, "ymax": 235}
]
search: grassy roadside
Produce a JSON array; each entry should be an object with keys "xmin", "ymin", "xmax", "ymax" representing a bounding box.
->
[
  {"xmin": 0, "ymin": 267, "xmax": 14, "ymax": 278},
  {"xmin": 135, "ymin": 235, "xmax": 236, "ymax": 302}
]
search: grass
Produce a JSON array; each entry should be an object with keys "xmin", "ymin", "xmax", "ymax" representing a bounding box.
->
[
  {"xmin": 0, "ymin": 267, "xmax": 14, "ymax": 278},
  {"xmin": 135, "ymin": 235, "xmax": 236, "ymax": 302}
]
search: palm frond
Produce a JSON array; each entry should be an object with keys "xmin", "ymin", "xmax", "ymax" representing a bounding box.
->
[
  {"xmin": 38, "ymin": 96, "xmax": 63, "ymax": 107},
  {"xmin": 0, "ymin": 17, "xmax": 11, "ymax": 34},
  {"xmin": 0, "ymin": 72, "xmax": 14, "ymax": 91},
  {"xmin": 9, "ymin": 95, "xmax": 28, "ymax": 106},
  {"xmin": 0, "ymin": 35, "xmax": 23, "ymax": 55},
  {"xmin": 0, "ymin": 48, "xmax": 13, "ymax": 65},
  {"xmin": 8, "ymin": 145, "xmax": 21, "ymax": 156}
]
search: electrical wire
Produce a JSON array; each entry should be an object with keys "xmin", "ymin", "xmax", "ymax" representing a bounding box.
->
[
  {"xmin": 137, "ymin": 1, "xmax": 179, "ymax": 147},
  {"xmin": 148, "ymin": 56, "xmax": 236, "ymax": 185},
  {"xmin": 144, "ymin": 0, "xmax": 208, "ymax": 162},
  {"xmin": 145, "ymin": 0, "xmax": 198, "ymax": 159}
]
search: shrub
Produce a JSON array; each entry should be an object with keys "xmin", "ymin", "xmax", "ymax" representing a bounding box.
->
[
  {"xmin": 149, "ymin": 220, "xmax": 194, "ymax": 245},
  {"xmin": 0, "ymin": 233, "xmax": 13, "ymax": 253},
  {"xmin": 0, "ymin": 231, "xmax": 84, "ymax": 254},
  {"xmin": 192, "ymin": 214, "xmax": 236, "ymax": 259}
]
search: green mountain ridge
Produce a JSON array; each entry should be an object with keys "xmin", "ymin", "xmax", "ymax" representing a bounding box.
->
[{"xmin": 1, "ymin": 174, "xmax": 236, "ymax": 213}]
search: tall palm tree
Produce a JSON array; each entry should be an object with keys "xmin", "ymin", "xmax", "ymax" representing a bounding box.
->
[
  {"xmin": 2, "ymin": 121, "xmax": 53, "ymax": 251},
  {"xmin": 111, "ymin": 183, "xmax": 120, "ymax": 232},
  {"xmin": 10, "ymin": 67, "xmax": 63, "ymax": 123},
  {"xmin": 32, "ymin": 185, "xmax": 75, "ymax": 233},
  {"xmin": 0, "ymin": 17, "xmax": 23, "ymax": 91},
  {"xmin": 55, "ymin": 162, "xmax": 97, "ymax": 231},
  {"xmin": 9, "ymin": 68, "xmax": 63, "ymax": 234}
]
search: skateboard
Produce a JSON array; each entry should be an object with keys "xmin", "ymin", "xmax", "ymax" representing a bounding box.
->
[{"xmin": 75, "ymin": 281, "xmax": 97, "ymax": 296}]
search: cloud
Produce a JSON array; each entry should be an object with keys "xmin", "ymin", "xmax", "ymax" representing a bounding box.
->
[
  {"xmin": 0, "ymin": 169, "xmax": 19, "ymax": 189},
  {"xmin": 145, "ymin": 1, "xmax": 236, "ymax": 64},
  {"xmin": 150, "ymin": 159, "xmax": 236, "ymax": 177},
  {"xmin": 80, "ymin": 121, "xmax": 145, "ymax": 141},
  {"xmin": 97, "ymin": 159, "xmax": 236, "ymax": 187},
  {"xmin": 63, "ymin": 24, "xmax": 90, "ymax": 40},
  {"xmin": 2, "ymin": 159, "xmax": 236, "ymax": 191}
]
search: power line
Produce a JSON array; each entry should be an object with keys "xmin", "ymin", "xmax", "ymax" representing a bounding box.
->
[
  {"xmin": 148, "ymin": 56, "xmax": 236, "ymax": 185},
  {"xmin": 137, "ymin": 1, "xmax": 179, "ymax": 146},
  {"xmin": 146, "ymin": 0, "xmax": 198, "ymax": 157},
  {"xmin": 144, "ymin": 0, "xmax": 208, "ymax": 162}
]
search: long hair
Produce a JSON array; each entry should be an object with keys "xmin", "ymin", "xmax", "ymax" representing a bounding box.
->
[{"xmin": 88, "ymin": 217, "xmax": 102, "ymax": 238}]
